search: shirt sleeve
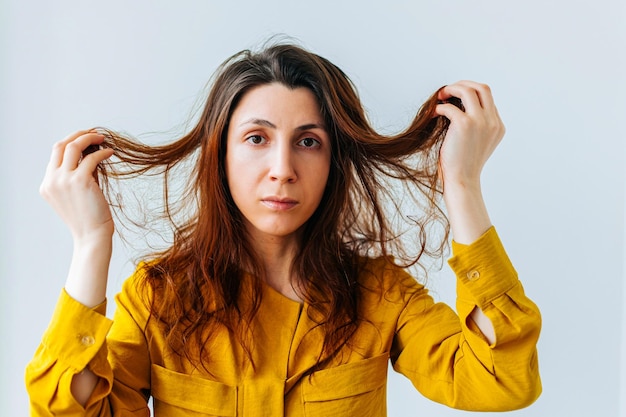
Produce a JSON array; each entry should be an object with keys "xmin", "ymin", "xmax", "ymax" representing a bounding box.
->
[
  {"xmin": 25, "ymin": 290, "xmax": 115, "ymax": 416},
  {"xmin": 391, "ymin": 227, "xmax": 542, "ymax": 411},
  {"xmin": 25, "ymin": 272, "xmax": 152, "ymax": 417}
]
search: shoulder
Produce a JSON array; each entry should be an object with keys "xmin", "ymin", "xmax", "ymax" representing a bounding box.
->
[
  {"xmin": 114, "ymin": 260, "xmax": 156, "ymax": 320},
  {"xmin": 356, "ymin": 256, "xmax": 424, "ymax": 303}
]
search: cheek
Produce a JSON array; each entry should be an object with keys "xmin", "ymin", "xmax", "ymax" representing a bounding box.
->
[
  {"xmin": 224, "ymin": 153, "xmax": 243, "ymax": 200},
  {"xmin": 320, "ymin": 156, "xmax": 332, "ymax": 187},
  {"xmin": 225, "ymin": 153, "xmax": 258, "ymax": 206},
  {"xmin": 311, "ymin": 162, "xmax": 331, "ymax": 201},
  {"xmin": 224, "ymin": 156, "xmax": 234, "ymax": 192}
]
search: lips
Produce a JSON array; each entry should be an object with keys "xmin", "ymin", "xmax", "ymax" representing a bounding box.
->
[{"xmin": 261, "ymin": 196, "xmax": 299, "ymax": 211}]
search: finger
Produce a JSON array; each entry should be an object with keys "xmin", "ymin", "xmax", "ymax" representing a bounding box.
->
[
  {"xmin": 453, "ymin": 80, "xmax": 497, "ymax": 111},
  {"xmin": 437, "ymin": 83, "xmax": 483, "ymax": 115},
  {"xmin": 47, "ymin": 129, "xmax": 95, "ymax": 170},
  {"xmin": 433, "ymin": 102, "xmax": 466, "ymax": 121},
  {"xmin": 77, "ymin": 147, "xmax": 115, "ymax": 176},
  {"xmin": 60, "ymin": 132, "xmax": 106, "ymax": 170}
]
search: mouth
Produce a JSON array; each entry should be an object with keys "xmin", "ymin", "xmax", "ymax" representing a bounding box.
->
[{"xmin": 261, "ymin": 196, "xmax": 299, "ymax": 211}]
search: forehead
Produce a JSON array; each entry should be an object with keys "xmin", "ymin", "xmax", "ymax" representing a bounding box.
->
[{"xmin": 230, "ymin": 83, "xmax": 324, "ymax": 126}]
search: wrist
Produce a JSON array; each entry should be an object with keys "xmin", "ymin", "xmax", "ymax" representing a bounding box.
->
[
  {"xmin": 72, "ymin": 232, "xmax": 113, "ymax": 254},
  {"xmin": 443, "ymin": 178, "xmax": 482, "ymax": 203}
]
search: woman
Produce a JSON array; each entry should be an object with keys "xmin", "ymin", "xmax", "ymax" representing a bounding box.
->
[{"xmin": 26, "ymin": 43, "xmax": 541, "ymax": 416}]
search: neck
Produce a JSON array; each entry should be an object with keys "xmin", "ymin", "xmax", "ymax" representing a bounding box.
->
[{"xmin": 247, "ymin": 232, "xmax": 303, "ymax": 302}]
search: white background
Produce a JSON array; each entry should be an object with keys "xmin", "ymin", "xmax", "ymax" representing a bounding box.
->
[{"xmin": 1, "ymin": 1, "xmax": 625, "ymax": 416}]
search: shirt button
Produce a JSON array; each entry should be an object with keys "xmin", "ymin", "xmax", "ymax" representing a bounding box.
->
[
  {"xmin": 467, "ymin": 270, "xmax": 480, "ymax": 281},
  {"xmin": 80, "ymin": 335, "xmax": 95, "ymax": 346}
]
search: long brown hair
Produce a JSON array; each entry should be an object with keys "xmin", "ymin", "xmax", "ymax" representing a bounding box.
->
[{"xmin": 97, "ymin": 42, "xmax": 451, "ymax": 371}]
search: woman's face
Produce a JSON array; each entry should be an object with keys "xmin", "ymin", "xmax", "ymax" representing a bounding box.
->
[{"xmin": 225, "ymin": 83, "xmax": 331, "ymax": 243}]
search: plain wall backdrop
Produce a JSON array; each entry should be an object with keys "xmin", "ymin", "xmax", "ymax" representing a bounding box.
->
[{"xmin": 1, "ymin": 1, "xmax": 624, "ymax": 416}]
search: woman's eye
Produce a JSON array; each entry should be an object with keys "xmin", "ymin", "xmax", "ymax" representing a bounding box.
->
[
  {"xmin": 298, "ymin": 137, "xmax": 320, "ymax": 148},
  {"xmin": 246, "ymin": 135, "xmax": 266, "ymax": 145}
]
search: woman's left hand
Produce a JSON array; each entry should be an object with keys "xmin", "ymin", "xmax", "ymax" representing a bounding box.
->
[
  {"xmin": 434, "ymin": 81, "xmax": 505, "ymax": 188},
  {"xmin": 435, "ymin": 81, "xmax": 504, "ymax": 339}
]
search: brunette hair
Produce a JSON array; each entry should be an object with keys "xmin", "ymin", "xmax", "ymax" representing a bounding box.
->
[{"xmin": 97, "ymin": 42, "xmax": 451, "ymax": 370}]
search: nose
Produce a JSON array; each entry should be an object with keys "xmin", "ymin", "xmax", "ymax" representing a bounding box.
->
[{"xmin": 268, "ymin": 142, "xmax": 297, "ymax": 183}]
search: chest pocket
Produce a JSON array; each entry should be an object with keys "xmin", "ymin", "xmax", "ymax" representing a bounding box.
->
[
  {"xmin": 151, "ymin": 364, "xmax": 237, "ymax": 416},
  {"xmin": 301, "ymin": 354, "xmax": 389, "ymax": 417}
]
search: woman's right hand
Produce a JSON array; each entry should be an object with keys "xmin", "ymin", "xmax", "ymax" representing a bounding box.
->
[
  {"xmin": 41, "ymin": 130, "xmax": 116, "ymax": 307},
  {"xmin": 40, "ymin": 130, "xmax": 116, "ymax": 243}
]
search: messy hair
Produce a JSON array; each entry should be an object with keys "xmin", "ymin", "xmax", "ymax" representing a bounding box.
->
[{"xmin": 97, "ymin": 42, "xmax": 451, "ymax": 370}]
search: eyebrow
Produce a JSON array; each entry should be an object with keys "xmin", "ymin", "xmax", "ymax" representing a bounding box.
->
[{"xmin": 239, "ymin": 118, "xmax": 326, "ymax": 131}]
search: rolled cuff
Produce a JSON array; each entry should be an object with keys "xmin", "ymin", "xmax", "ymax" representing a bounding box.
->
[
  {"xmin": 448, "ymin": 227, "xmax": 519, "ymax": 307},
  {"xmin": 41, "ymin": 289, "xmax": 113, "ymax": 371}
]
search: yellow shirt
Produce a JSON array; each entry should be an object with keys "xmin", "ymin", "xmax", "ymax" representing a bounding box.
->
[{"xmin": 26, "ymin": 227, "xmax": 541, "ymax": 416}]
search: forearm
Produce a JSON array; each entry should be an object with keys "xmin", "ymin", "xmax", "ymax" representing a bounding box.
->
[
  {"xmin": 71, "ymin": 369, "xmax": 99, "ymax": 407},
  {"xmin": 444, "ymin": 180, "xmax": 496, "ymax": 342},
  {"xmin": 62, "ymin": 236, "xmax": 112, "ymax": 406},
  {"xmin": 443, "ymin": 180, "xmax": 492, "ymax": 245},
  {"xmin": 65, "ymin": 235, "xmax": 112, "ymax": 308}
]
